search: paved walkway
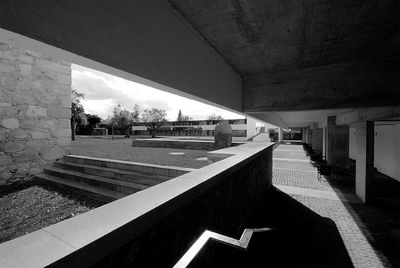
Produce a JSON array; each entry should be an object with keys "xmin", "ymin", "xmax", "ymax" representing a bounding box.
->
[{"xmin": 273, "ymin": 144, "xmax": 400, "ymax": 268}]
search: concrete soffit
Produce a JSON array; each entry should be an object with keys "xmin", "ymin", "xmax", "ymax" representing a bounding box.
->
[
  {"xmin": 336, "ymin": 107, "xmax": 400, "ymax": 126},
  {"xmin": 0, "ymin": 28, "xmax": 245, "ymax": 117},
  {"xmin": 246, "ymin": 112, "xmax": 288, "ymax": 128}
]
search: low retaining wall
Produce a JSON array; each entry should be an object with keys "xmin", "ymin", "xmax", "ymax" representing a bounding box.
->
[
  {"xmin": 0, "ymin": 142, "xmax": 273, "ymax": 267},
  {"xmin": 132, "ymin": 138, "xmax": 243, "ymax": 150}
]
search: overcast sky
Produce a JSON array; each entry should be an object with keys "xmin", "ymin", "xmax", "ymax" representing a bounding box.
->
[{"xmin": 71, "ymin": 64, "xmax": 244, "ymax": 121}]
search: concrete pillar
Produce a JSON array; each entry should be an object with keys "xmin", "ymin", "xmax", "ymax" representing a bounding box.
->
[
  {"xmin": 311, "ymin": 128, "xmax": 323, "ymax": 153},
  {"xmin": 327, "ymin": 116, "xmax": 349, "ymax": 168},
  {"xmin": 307, "ymin": 127, "xmax": 312, "ymax": 145},
  {"xmin": 355, "ymin": 121, "xmax": 374, "ymax": 203},
  {"xmin": 327, "ymin": 116, "xmax": 335, "ymax": 164},
  {"xmin": 322, "ymin": 127, "xmax": 327, "ymax": 159},
  {"xmin": 278, "ymin": 128, "xmax": 283, "ymax": 142},
  {"xmin": 246, "ymin": 117, "xmax": 257, "ymax": 140}
]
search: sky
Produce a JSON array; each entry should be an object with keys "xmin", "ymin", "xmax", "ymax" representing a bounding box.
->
[{"xmin": 71, "ymin": 64, "xmax": 244, "ymax": 121}]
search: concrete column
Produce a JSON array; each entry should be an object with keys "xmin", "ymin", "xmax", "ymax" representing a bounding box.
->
[
  {"xmin": 278, "ymin": 128, "xmax": 283, "ymax": 142},
  {"xmin": 355, "ymin": 121, "xmax": 374, "ymax": 203},
  {"xmin": 246, "ymin": 117, "xmax": 257, "ymax": 140},
  {"xmin": 327, "ymin": 116, "xmax": 335, "ymax": 164},
  {"xmin": 307, "ymin": 128, "xmax": 312, "ymax": 145},
  {"xmin": 311, "ymin": 128, "xmax": 323, "ymax": 153},
  {"xmin": 304, "ymin": 128, "xmax": 308, "ymax": 144},
  {"xmin": 327, "ymin": 116, "xmax": 349, "ymax": 168},
  {"xmin": 322, "ymin": 127, "xmax": 327, "ymax": 159}
]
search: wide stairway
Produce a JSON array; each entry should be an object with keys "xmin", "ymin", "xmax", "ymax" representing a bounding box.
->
[{"xmin": 35, "ymin": 155, "xmax": 185, "ymax": 202}]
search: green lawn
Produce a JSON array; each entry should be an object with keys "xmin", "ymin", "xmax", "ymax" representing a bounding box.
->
[
  {"xmin": 0, "ymin": 185, "xmax": 102, "ymax": 244},
  {"xmin": 71, "ymin": 136, "xmax": 211, "ymax": 169}
]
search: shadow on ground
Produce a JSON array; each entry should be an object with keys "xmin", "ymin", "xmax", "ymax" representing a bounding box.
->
[
  {"xmin": 190, "ymin": 187, "xmax": 354, "ymax": 268},
  {"xmin": 324, "ymin": 172, "xmax": 400, "ymax": 267}
]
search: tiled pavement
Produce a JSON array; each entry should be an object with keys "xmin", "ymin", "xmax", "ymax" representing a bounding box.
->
[{"xmin": 272, "ymin": 144, "xmax": 400, "ymax": 268}]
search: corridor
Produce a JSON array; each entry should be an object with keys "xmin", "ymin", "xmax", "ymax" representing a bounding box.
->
[{"xmin": 273, "ymin": 144, "xmax": 400, "ymax": 268}]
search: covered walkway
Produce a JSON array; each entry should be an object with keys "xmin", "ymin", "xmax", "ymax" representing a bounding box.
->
[{"xmin": 273, "ymin": 144, "xmax": 400, "ymax": 267}]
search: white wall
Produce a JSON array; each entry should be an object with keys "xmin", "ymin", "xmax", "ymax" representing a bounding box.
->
[
  {"xmin": 349, "ymin": 127, "xmax": 357, "ymax": 159},
  {"xmin": 246, "ymin": 117, "xmax": 257, "ymax": 139},
  {"xmin": 374, "ymin": 124, "xmax": 400, "ymax": 182}
]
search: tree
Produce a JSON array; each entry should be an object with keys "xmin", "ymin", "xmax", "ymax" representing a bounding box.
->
[
  {"xmin": 141, "ymin": 108, "xmax": 167, "ymax": 138},
  {"xmin": 177, "ymin": 109, "xmax": 192, "ymax": 121},
  {"xmin": 71, "ymin": 89, "xmax": 87, "ymax": 141},
  {"xmin": 110, "ymin": 104, "xmax": 140, "ymax": 138},
  {"xmin": 85, "ymin": 114, "xmax": 102, "ymax": 134},
  {"xmin": 86, "ymin": 114, "xmax": 102, "ymax": 128},
  {"xmin": 207, "ymin": 114, "xmax": 224, "ymax": 121}
]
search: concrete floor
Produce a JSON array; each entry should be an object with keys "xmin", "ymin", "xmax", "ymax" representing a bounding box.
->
[{"xmin": 272, "ymin": 144, "xmax": 400, "ymax": 268}]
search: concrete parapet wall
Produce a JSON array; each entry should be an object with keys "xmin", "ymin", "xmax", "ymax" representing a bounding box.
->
[
  {"xmin": 0, "ymin": 142, "xmax": 273, "ymax": 267},
  {"xmin": 0, "ymin": 42, "xmax": 71, "ymax": 185}
]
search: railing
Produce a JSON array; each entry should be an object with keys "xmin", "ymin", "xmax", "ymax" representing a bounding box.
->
[{"xmin": 174, "ymin": 227, "xmax": 274, "ymax": 268}]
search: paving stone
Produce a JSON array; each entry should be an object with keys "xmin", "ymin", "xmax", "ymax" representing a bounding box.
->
[{"xmin": 273, "ymin": 144, "xmax": 400, "ymax": 268}]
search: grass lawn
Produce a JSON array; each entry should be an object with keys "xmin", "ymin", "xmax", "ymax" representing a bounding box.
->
[
  {"xmin": 0, "ymin": 184, "xmax": 103, "ymax": 244},
  {"xmin": 71, "ymin": 136, "xmax": 211, "ymax": 169}
]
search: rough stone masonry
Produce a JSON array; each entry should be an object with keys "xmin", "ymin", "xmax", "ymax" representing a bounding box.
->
[{"xmin": 0, "ymin": 42, "xmax": 71, "ymax": 185}]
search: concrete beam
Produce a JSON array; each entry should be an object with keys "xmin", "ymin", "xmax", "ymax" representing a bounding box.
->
[
  {"xmin": 247, "ymin": 112, "xmax": 288, "ymax": 129},
  {"xmin": 243, "ymin": 61, "xmax": 400, "ymax": 112},
  {"xmin": 336, "ymin": 107, "xmax": 400, "ymax": 126},
  {"xmin": 0, "ymin": 1, "xmax": 241, "ymax": 112}
]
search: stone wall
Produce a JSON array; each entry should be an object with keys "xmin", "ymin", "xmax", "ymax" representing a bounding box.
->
[{"xmin": 0, "ymin": 42, "xmax": 71, "ymax": 185}]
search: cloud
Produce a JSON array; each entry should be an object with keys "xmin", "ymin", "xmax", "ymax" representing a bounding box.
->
[{"xmin": 71, "ymin": 64, "xmax": 244, "ymax": 121}]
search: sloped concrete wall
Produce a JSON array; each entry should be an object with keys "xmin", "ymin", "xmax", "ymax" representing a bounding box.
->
[{"xmin": 0, "ymin": 42, "xmax": 71, "ymax": 185}]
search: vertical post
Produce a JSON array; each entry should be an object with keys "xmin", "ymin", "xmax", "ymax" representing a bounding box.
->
[
  {"xmin": 327, "ymin": 116, "xmax": 336, "ymax": 165},
  {"xmin": 322, "ymin": 127, "xmax": 326, "ymax": 159},
  {"xmin": 355, "ymin": 121, "xmax": 374, "ymax": 203},
  {"xmin": 278, "ymin": 128, "xmax": 283, "ymax": 142},
  {"xmin": 304, "ymin": 128, "xmax": 308, "ymax": 144}
]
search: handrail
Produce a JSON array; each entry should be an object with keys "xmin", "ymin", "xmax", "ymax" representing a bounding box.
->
[{"xmin": 173, "ymin": 227, "xmax": 273, "ymax": 268}]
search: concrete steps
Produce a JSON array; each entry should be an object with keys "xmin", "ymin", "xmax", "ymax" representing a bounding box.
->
[
  {"xmin": 53, "ymin": 160, "xmax": 170, "ymax": 186},
  {"xmin": 35, "ymin": 173, "xmax": 126, "ymax": 202},
  {"xmin": 35, "ymin": 155, "xmax": 189, "ymax": 203},
  {"xmin": 44, "ymin": 167, "xmax": 145, "ymax": 194}
]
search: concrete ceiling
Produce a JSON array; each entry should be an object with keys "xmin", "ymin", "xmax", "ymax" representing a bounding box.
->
[
  {"xmin": 167, "ymin": 0, "xmax": 400, "ymax": 74},
  {"xmin": 168, "ymin": 0, "xmax": 400, "ymax": 124},
  {"xmin": 1, "ymin": 1, "xmax": 399, "ymax": 127}
]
